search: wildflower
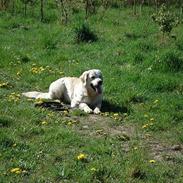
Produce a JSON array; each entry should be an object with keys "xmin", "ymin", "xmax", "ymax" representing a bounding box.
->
[
  {"xmin": 91, "ymin": 167, "xmax": 96, "ymax": 171},
  {"xmin": 31, "ymin": 65, "xmax": 46, "ymax": 74},
  {"xmin": 150, "ymin": 118, "xmax": 154, "ymax": 121},
  {"xmin": 142, "ymin": 124, "xmax": 149, "ymax": 129},
  {"xmin": 8, "ymin": 92, "xmax": 20, "ymax": 102},
  {"xmin": 153, "ymin": 99, "xmax": 159, "ymax": 104},
  {"xmin": 113, "ymin": 113, "xmax": 119, "ymax": 117},
  {"xmin": 144, "ymin": 114, "xmax": 148, "ymax": 118},
  {"xmin": 77, "ymin": 153, "xmax": 87, "ymax": 161},
  {"xmin": 67, "ymin": 121, "xmax": 72, "ymax": 126},
  {"xmin": 12, "ymin": 143, "xmax": 17, "ymax": 147},
  {"xmin": 16, "ymin": 71, "xmax": 21, "ymax": 76},
  {"xmin": 149, "ymin": 160, "xmax": 156, "ymax": 163},
  {"xmin": 10, "ymin": 168, "xmax": 22, "ymax": 173},
  {"xmin": 41, "ymin": 121, "xmax": 47, "ymax": 125},
  {"xmin": 63, "ymin": 110, "xmax": 68, "ymax": 115},
  {"xmin": 0, "ymin": 82, "xmax": 9, "ymax": 88},
  {"xmin": 48, "ymin": 112, "xmax": 54, "ymax": 117}
]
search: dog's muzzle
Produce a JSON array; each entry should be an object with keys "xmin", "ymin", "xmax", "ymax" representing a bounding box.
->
[{"xmin": 90, "ymin": 80, "xmax": 102, "ymax": 94}]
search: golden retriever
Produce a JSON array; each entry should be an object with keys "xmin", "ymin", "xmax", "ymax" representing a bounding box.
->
[{"xmin": 22, "ymin": 69, "xmax": 103, "ymax": 114}]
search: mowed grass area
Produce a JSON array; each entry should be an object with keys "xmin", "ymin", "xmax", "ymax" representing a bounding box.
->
[{"xmin": 0, "ymin": 6, "xmax": 183, "ymax": 182}]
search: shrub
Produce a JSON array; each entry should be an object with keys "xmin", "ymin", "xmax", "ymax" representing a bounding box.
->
[
  {"xmin": 74, "ymin": 23, "xmax": 98, "ymax": 43},
  {"xmin": 152, "ymin": 4, "xmax": 179, "ymax": 35},
  {"xmin": 153, "ymin": 50, "xmax": 183, "ymax": 72}
]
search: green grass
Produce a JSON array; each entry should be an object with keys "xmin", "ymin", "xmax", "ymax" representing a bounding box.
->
[{"xmin": 0, "ymin": 5, "xmax": 183, "ymax": 182}]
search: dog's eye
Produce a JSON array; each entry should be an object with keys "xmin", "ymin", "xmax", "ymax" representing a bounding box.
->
[{"xmin": 91, "ymin": 76, "xmax": 95, "ymax": 79}]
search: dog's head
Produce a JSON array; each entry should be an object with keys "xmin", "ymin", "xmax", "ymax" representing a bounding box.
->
[{"xmin": 80, "ymin": 69, "xmax": 103, "ymax": 95}]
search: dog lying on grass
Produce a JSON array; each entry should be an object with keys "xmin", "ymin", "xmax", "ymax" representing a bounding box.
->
[{"xmin": 22, "ymin": 69, "xmax": 103, "ymax": 114}]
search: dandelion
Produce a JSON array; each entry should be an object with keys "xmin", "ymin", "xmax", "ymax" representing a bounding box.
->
[
  {"xmin": 144, "ymin": 114, "xmax": 148, "ymax": 118},
  {"xmin": 16, "ymin": 71, "xmax": 21, "ymax": 76},
  {"xmin": 12, "ymin": 143, "xmax": 17, "ymax": 147},
  {"xmin": 10, "ymin": 168, "xmax": 22, "ymax": 173},
  {"xmin": 8, "ymin": 92, "xmax": 20, "ymax": 102},
  {"xmin": 113, "ymin": 113, "xmax": 119, "ymax": 117},
  {"xmin": 67, "ymin": 121, "xmax": 72, "ymax": 126},
  {"xmin": 142, "ymin": 124, "xmax": 149, "ymax": 129},
  {"xmin": 31, "ymin": 65, "xmax": 46, "ymax": 74},
  {"xmin": 77, "ymin": 153, "xmax": 87, "ymax": 161},
  {"xmin": 0, "ymin": 82, "xmax": 9, "ymax": 88},
  {"xmin": 149, "ymin": 160, "xmax": 156, "ymax": 163},
  {"xmin": 41, "ymin": 121, "xmax": 48, "ymax": 125},
  {"xmin": 91, "ymin": 167, "xmax": 96, "ymax": 171},
  {"xmin": 153, "ymin": 99, "xmax": 159, "ymax": 104}
]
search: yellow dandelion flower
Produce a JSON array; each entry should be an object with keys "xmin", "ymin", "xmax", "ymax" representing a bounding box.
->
[
  {"xmin": 144, "ymin": 114, "xmax": 148, "ymax": 118},
  {"xmin": 15, "ymin": 170, "xmax": 21, "ymax": 174},
  {"xmin": 149, "ymin": 160, "xmax": 156, "ymax": 163},
  {"xmin": 12, "ymin": 143, "xmax": 17, "ymax": 147},
  {"xmin": 41, "ymin": 121, "xmax": 47, "ymax": 125},
  {"xmin": 16, "ymin": 71, "xmax": 21, "ymax": 76},
  {"xmin": 77, "ymin": 153, "xmax": 87, "ymax": 160},
  {"xmin": 67, "ymin": 121, "xmax": 72, "ymax": 126},
  {"xmin": 10, "ymin": 168, "xmax": 21, "ymax": 173},
  {"xmin": 142, "ymin": 124, "xmax": 149, "ymax": 129},
  {"xmin": 153, "ymin": 99, "xmax": 159, "ymax": 104},
  {"xmin": 113, "ymin": 113, "xmax": 119, "ymax": 117},
  {"xmin": 91, "ymin": 167, "xmax": 96, "ymax": 171}
]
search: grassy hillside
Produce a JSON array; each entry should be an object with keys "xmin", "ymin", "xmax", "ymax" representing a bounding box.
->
[{"xmin": 0, "ymin": 5, "xmax": 183, "ymax": 182}]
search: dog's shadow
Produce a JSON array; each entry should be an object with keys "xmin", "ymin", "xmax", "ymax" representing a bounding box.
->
[
  {"xmin": 35, "ymin": 100, "xmax": 128, "ymax": 114},
  {"xmin": 101, "ymin": 100, "xmax": 128, "ymax": 113}
]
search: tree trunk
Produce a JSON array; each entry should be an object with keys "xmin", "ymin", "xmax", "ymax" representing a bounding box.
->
[
  {"xmin": 40, "ymin": 0, "xmax": 44, "ymax": 22},
  {"xmin": 133, "ymin": 0, "xmax": 136, "ymax": 15},
  {"xmin": 24, "ymin": 1, "xmax": 27, "ymax": 16}
]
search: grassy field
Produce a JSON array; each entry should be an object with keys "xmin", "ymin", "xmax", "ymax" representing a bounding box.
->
[{"xmin": 0, "ymin": 4, "xmax": 183, "ymax": 182}]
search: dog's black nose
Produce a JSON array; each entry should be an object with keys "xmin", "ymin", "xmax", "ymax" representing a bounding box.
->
[{"xmin": 98, "ymin": 80, "xmax": 103, "ymax": 85}]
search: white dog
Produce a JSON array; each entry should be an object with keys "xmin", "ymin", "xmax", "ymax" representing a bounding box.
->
[{"xmin": 22, "ymin": 69, "xmax": 103, "ymax": 114}]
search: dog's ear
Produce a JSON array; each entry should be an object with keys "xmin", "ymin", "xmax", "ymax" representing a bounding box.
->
[{"xmin": 80, "ymin": 71, "xmax": 89, "ymax": 86}]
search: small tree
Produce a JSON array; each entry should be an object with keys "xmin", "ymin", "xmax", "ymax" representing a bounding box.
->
[{"xmin": 152, "ymin": 4, "xmax": 179, "ymax": 36}]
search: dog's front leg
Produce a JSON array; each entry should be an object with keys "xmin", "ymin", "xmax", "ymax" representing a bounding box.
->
[
  {"xmin": 93, "ymin": 103, "xmax": 101, "ymax": 114},
  {"xmin": 79, "ymin": 103, "xmax": 93, "ymax": 114}
]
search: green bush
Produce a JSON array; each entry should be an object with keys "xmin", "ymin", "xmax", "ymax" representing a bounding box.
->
[
  {"xmin": 152, "ymin": 4, "xmax": 179, "ymax": 35},
  {"xmin": 74, "ymin": 23, "xmax": 98, "ymax": 43}
]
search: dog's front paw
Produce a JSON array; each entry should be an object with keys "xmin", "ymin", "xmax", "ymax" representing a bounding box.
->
[
  {"xmin": 84, "ymin": 107, "xmax": 93, "ymax": 114},
  {"xmin": 94, "ymin": 108, "xmax": 101, "ymax": 114}
]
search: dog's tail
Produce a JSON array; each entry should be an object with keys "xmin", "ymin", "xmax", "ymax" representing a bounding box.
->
[{"xmin": 22, "ymin": 91, "xmax": 50, "ymax": 99}]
